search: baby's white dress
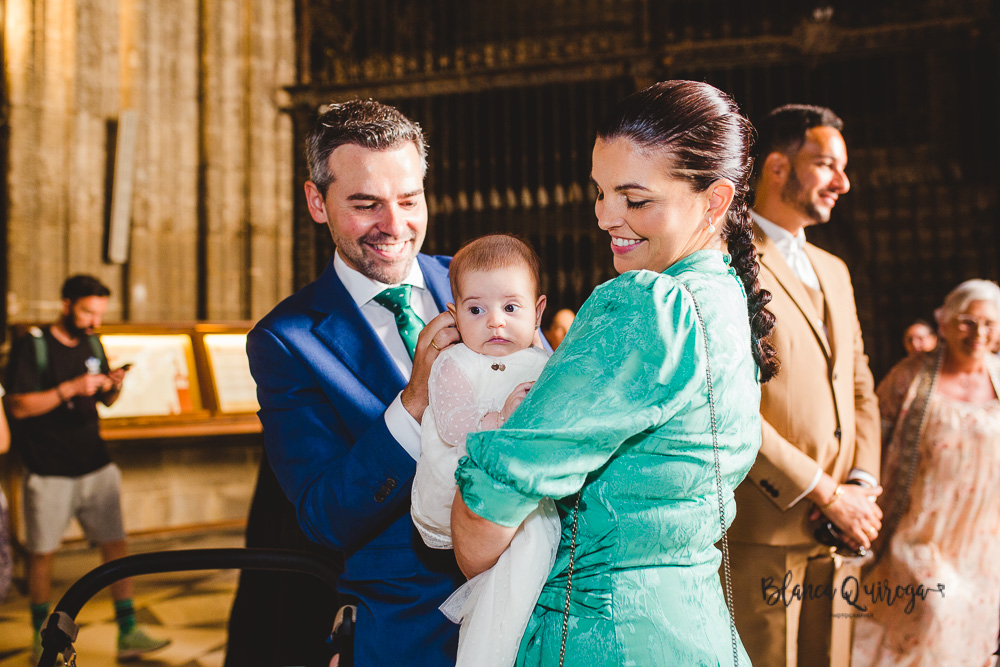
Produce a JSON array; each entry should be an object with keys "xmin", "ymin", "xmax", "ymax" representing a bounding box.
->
[{"xmin": 411, "ymin": 343, "xmax": 559, "ymax": 667}]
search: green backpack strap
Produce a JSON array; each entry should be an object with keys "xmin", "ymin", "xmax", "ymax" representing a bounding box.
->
[
  {"xmin": 28, "ymin": 327, "xmax": 48, "ymax": 391},
  {"xmin": 86, "ymin": 334, "xmax": 107, "ymax": 369},
  {"xmin": 26, "ymin": 329, "xmax": 105, "ymax": 391}
]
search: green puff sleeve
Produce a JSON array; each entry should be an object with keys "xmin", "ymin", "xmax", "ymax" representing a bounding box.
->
[{"xmin": 456, "ymin": 270, "xmax": 705, "ymax": 527}]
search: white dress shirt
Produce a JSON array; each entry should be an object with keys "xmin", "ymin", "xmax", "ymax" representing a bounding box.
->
[
  {"xmin": 334, "ymin": 251, "xmax": 441, "ymax": 461},
  {"xmin": 752, "ymin": 211, "xmax": 821, "ymax": 291}
]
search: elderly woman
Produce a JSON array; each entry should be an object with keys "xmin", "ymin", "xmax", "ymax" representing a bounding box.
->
[
  {"xmin": 451, "ymin": 80, "xmax": 778, "ymax": 666},
  {"xmin": 852, "ymin": 279, "xmax": 1000, "ymax": 667}
]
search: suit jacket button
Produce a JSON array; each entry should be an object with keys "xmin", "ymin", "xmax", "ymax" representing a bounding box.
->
[
  {"xmin": 770, "ymin": 488, "xmax": 779, "ymax": 498},
  {"xmin": 385, "ymin": 478, "xmax": 397, "ymax": 490},
  {"xmin": 374, "ymin": 492, "xmax": 386, "ymax": 503}
]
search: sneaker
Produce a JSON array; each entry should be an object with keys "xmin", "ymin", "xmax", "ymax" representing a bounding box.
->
[{"xmin": 116, "ymin": 627, "xmax": 171, "ymax": 661}]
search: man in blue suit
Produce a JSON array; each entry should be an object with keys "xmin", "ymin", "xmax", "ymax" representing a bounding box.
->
[{"xmin": 247, "ymin": 99, "xmax": 465, "ymax": 665}]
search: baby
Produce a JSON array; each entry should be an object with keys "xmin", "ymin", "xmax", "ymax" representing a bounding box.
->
[{"xmin": 411, "ymin": 234, "xmax": 560, "ymax": 667}]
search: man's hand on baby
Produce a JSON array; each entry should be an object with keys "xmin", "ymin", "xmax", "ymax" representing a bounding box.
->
[
  {"xmin": 501, "ymin": 382, "xmax": 535, "ymax": 421},
  {"xmin": 402, "ymin": 311, "xmax": 461, "ymax": 422}
]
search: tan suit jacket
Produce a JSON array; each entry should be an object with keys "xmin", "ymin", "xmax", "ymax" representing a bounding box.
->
[{"xmin": 729, "ymin": 223, "xmax": 880, "ymax": 546}]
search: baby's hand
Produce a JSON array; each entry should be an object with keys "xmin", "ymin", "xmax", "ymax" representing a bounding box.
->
[{"xmin": 501, "ymin": 382, "xmax": 535, "ymax": 421}]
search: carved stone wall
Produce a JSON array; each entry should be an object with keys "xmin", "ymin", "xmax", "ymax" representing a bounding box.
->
[{"xmin": 4, "ymin": 0, "xmax": 295, "ymax": 329}]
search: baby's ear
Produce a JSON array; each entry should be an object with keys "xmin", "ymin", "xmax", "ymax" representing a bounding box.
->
[
  {"xmin": 534, "ymin": 295, "xmax": 547, "ymax": 327},
  {"xmin": 446, "ymin": 302, "xmax": 457, "ymax": 318}
]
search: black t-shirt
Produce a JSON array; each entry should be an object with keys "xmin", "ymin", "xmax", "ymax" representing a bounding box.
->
[{"xmin": 4, "ymin": 328, "xmax": 112, "ymax": 476}]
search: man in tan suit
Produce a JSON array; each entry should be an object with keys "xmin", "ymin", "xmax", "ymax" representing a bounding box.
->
[{"xmin": 728, "ymin": 105, "xmax": 882, "ymax": 667}]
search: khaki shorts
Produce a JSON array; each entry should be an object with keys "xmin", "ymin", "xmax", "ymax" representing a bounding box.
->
[{"xmin": 23, "ymin": 463, "xmax": 126, "ymax": 554}]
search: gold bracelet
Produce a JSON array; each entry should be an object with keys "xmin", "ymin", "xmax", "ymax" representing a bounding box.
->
[
  {"xmin": 479, "ymin": 411, "xmax": 505, "ymax": 428},
  {"xmin": 820, "ymin": 484, "xmax": 843, "ymax": 510}
]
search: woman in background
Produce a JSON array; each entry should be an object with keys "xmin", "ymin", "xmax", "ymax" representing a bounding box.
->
[
  {"xmin": 901, "ymin": 319, "xmax": 937, "ymax": 359},
  {"xmin": 853, "ymin": 279, "xmax": 1000, "ymax": 667}
]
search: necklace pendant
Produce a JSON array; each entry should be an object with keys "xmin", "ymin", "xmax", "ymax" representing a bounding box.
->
[{"xmin": 491, "ymin": 362, "xmax": 506, "ymax": 371}]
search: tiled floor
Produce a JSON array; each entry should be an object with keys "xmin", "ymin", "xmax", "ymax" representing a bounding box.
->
[
  {"xmin": 6, "ymin": 529, "xmax": 997, "ymax": 667},
  {"xmin": 0, "ymin": 528, "xmax": 244, "ymax": 667}
]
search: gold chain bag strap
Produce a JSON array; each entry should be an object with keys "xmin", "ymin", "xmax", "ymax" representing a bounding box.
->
[
  {"xmin": 558, "ymin": 491, "xmax": 581, "ymax": 667},
  {"xmin": 558, "ymin": 283, "xmax": 741, "ymax": 667}
]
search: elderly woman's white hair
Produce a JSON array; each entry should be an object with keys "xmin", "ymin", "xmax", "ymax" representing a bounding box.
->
[{"xmin": 934, "ymin": 279, "xmax": 1000, "ymax": 326}]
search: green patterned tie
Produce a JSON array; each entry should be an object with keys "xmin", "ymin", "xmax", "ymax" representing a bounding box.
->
[{"xmin": 373, "ymin": 285, "xmax": 425, "ymax": 360}]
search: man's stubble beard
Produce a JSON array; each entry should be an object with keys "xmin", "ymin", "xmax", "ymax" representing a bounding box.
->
[
  {"xmin": 331, "ymin": 227, "xmax": 423, "ymax": 285},
  {"xmin": 349, "ymin": 251, "xmax": 417, "ymax": 285},
  {"xmin": 62, "ymin": 312, "xmax": 90, "ymax": 339},
  {"xmin": 780, "ymin": 166, "xmax": 830, "ymax": 226}
]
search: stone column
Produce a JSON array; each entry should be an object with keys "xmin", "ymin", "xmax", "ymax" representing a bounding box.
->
[{"xmin": 4, "ymin": 0, "xmax": 295, "ymax": 325}]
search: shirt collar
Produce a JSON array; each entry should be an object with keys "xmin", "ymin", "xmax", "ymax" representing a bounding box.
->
[
  {"xmin": 333, "ymin": 251, "xmax": 428, "ymax": 308},
  {"xmin": 751, "ymin": 210, "xmax": 807, "ymax": 253}
]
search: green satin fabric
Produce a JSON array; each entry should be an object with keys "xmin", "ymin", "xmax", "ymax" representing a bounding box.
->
[{"xmin": 457, "ymin": 250, "xmax": 761, "ymax": 666}]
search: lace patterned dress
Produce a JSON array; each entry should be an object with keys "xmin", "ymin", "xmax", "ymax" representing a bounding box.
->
[
  {"xmin": 411, "ymin": 343, "xmax": 560, "ymax": 667},
  {"xmin": 457, "ymin": 251, "xmax": 760, "ymax": 666},
  {"xmin": 852, "ymin": 354, "xmax": 1000, "ymax": 667}
]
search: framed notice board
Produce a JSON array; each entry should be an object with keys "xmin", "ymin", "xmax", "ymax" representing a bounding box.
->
[
  {"xmin": 97, "ymin": 333, "xmax": 202, "ymax": 418},
  {"xmin": 6, "ymin": 322, "xmax": 261, "ymax": 438},
  {"xmin": 201, "ymin": 333, "xmax": 259, "ymax": 413}
]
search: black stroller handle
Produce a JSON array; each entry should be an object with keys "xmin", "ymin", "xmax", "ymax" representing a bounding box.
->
[{"xmin": 38, "ymin": 548, "xmax": 341, "ymax": 667}]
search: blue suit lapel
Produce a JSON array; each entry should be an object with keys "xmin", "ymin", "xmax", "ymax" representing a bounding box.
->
[
  {"xmin": 309, "ymin": 255, "xmax": 453, "ymax": 407},
  {"xmin": 310, "ymin": 260, "xmax": 407, "ymax": 406}
]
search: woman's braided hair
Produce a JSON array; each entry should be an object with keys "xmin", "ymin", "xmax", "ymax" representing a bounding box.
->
[{"xmin": 597, "ymin": 80, "xmax": 778, "ymax": 381}]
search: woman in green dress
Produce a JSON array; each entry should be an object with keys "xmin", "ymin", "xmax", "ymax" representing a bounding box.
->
[{"xmin": 452, "ymin": 80, "xmax": 778, "ymax": 666}]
